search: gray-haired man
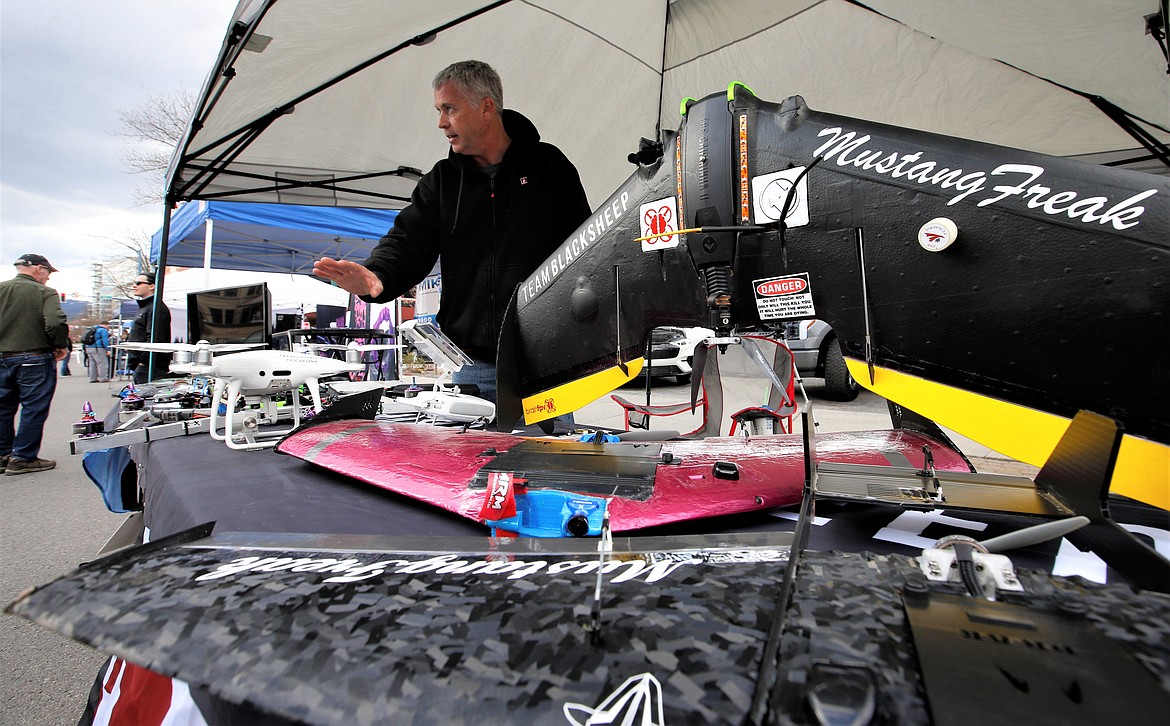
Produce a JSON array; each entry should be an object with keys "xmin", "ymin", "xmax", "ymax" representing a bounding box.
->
[{"xmin": 0, "ymin": 253, "xmax": 69, "ymax": 475}]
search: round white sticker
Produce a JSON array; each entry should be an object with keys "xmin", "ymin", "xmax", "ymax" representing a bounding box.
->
[{"xmin": 918, "ymin": 218, "xmax": 958, "ymax": 252}]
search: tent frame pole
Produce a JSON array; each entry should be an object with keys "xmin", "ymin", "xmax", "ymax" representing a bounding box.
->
[
  {"xmin": 1086, "ymin": 95, "xmax": 1170, "ymax": 169},
  {"xmin": 167, "ymin": 1, "xmax": 510, "ymax": 208},
  {"xmin": 202, "ymin": 206, "xmax": 214, "ymax": 290},
  {"xmin": 148, "ymin": 202, "xmax": 176, "ymax": 380}
]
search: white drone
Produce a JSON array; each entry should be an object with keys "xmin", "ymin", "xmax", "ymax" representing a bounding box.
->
[
  {"xmin": 296, "ymin": 340, "xmax": 402, "ymax": 365},
  {"xmin": 396, "ymin": 319, "xmax": 495, "ymax": 424},
  {"xmin": 121, "ymin": 341, "xmax": 362, "ymax": 450},
  {"xmin": 327, "ymin": 320, "xmax": 495, "ymax": 426}
]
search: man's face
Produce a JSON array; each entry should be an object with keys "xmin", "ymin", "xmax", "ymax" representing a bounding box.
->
[
  {"xmin": 132, "ymin": 277, "xmax": 154, "ymax": 298},
  {"xmin": 434, "ymin": 82, "xmax": 494, "ymax": 164}
]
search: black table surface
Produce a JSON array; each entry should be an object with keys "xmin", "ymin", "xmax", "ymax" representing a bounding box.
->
[
  {"xmin": 132, "ymin": 425, "xmax": 1168, "ymax": 586},
  {"xmin": 138, "ymin": 433, "xmax": 488, "ymax": 540}
]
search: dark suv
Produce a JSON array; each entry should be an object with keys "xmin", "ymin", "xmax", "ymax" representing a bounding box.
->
[{"xmin": 781, "ymin": 320, "xmax": 859, "ymax": 401}]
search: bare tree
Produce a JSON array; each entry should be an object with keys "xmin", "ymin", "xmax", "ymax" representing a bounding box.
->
[
  {"xmin": 102, "ymin": 231, "xmax": 155, "ymax": 299},
  {"xmin": 117, "ymin": 90, "xmax": 196, "ymax": 206}
]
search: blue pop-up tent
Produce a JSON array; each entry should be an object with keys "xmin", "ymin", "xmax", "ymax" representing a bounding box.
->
[{"xmin": 150, "ymin": 201, "xmax": 398, "ymax": 273}]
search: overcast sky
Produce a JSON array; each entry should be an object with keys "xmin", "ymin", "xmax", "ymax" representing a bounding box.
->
[{"xmin": 1, "ymin": 0, "xmax": 238, "ymax": 298}]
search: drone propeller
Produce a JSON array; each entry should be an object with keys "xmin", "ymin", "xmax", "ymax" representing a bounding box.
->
[
  {"xmin": 118, "ymin": 340, "xmax": 265, "ymax": 354},
  {"xmin": 978, "ymin": 516, "xmax": 1090, "ymax": 553},
  {"xmin": 299, "ymin": 341, "xmax": 404, "ymax": 366},
  {"xmin": 301, "ymin": 342, "xmax": 403, "ymax": 352},
  {"xmin": 929, "ymin": 516, "xmax": 1091, "ymax": 556},
  {"xmin": 121, "ymin": 340, "xmax": 267, "ymax": 369},
  {"xmin": 922, "ymin": 516, "xmax": 1092, "ymax": 599}
]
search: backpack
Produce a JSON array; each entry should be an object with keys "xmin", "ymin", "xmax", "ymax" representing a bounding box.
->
[{"xmin": 82, "ymin": 326, "xmax": 98, "ymax": 346}]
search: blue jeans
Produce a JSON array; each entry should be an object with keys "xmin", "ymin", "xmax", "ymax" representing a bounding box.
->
[
  {"xmin": 452, "ymin": 357, "xmax": 497, "ymax": 404},
  {"xmin": 0, "ymin": 352, "xmax": 58, "ymax": 460}
]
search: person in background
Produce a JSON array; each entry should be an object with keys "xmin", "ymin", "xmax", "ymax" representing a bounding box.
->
[
  {"xmin": 126, "ymin": 272, "xmax": 172, "ymax": 384},
  {"xmin": 314, "ymin": 60, "xmax": 591, "ymax": 407},
  {"xmin": 60, "ymin": 335, "xmax": 73, "ymax": 376},
  {"xmin": 0, "ymin": 253, "xmax": 69, "ymax": 475},
  {"xmin": 117, "ymin": 325, "xmax": 131, "ymax": 376},
  {"xmin": 85, "ymin": 321, "xmax": 112, "ymax": 383}
]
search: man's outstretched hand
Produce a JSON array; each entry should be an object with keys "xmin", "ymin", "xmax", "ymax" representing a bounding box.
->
[{"xmin": 313, "ymin": 258, "xmax": 384, "ymax": 298}]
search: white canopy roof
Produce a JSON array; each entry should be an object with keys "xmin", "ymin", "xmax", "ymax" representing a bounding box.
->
[
  {"xmin": 162, "ymin": 267, "xmax": 350, "ymax": 314},
  {"xmin": 168, "ymin": 0, "xmax": 1170, "ymax": 210}
]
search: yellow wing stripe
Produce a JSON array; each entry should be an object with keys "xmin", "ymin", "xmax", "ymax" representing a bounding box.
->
[
  {"xmin": 522, "ymin": 359, "xmax": 644, "ymax": 424},
  {"xmin": 847, "ymin": 360, "xmax": 1169, "ymax": 510}
]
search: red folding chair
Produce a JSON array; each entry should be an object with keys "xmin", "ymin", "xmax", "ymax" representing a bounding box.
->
[
  {"xmin": 611, "ymin": 341, "xmax": 724, "ymax": 439},
  {"xmin": 611, "ymin": 334, "xmax": 796, "ymax": 439},
  {"xmin": 727, "ymin": 335, "xmax": 797, "ymax": 436}
]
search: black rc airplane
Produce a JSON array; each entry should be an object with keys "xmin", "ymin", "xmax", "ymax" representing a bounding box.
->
[{"xmin": 9, "ymin": 87, "xmax": 1170, "ymax": 724}]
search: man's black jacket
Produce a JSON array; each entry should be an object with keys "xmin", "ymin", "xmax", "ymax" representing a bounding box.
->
[
  {"xmin": 127, "ymin": 295, "xmax": 172, "ymax": 376},
  {"xmin": 361, "ymin": 109, "xmax": 590, "ymax": 361}
]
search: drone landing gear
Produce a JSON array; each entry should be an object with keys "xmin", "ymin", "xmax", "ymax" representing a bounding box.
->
[{"xmin": 208, "ymin": 377, "xmax": 324, "ymax": 451}]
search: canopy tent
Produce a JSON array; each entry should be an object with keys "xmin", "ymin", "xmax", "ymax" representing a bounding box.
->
[
  {"xmin": 164, "ymin": 0, "xmax": 1170, "ymax": 214},
  {"xmin": 158, "ymin": 267, "xmax": 352, "ymax": 342},
  {"xmin": 150, "ymin": 200, "xmax": 398, "ymax": 273},
  {"xmin": 160, "ymin": 267, "xmax": 350, "ymax": 314}
]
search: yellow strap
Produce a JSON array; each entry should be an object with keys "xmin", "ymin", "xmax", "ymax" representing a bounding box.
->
[{"xmin": 634, "ymin": 227, "xmax": 701, "ymax": 243}]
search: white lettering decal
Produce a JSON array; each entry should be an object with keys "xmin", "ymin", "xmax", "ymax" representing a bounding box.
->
[
  {"xmin": 519, "ymin": 189, "xmax": 631, "ymax": 306},
  {"xmin": 812, "ymin": 128, "xmax": 1157, "ymax": 228},
  {"xmin": 194, "ymin": 547, "xmax": 785, "ymax": 586},
  {"xmin": 1098, "ymin": 189, "xmax": 1159, "ymax": 230},
  {"xmin": 978, "ymin": 164, "xmax": 1045, "ymax": 206},
  {"xmin": 564, "ymin": 672, "xmax": 665, "ymax": 726},
  {"xmin": 195, "ymin": 556, "xmax": 269, "ymax": 581},
  {"xmin": 1064, "ymin": 196, "xmax": 1107, "ymax": 222},
  {"xmin": 324, "ymin": 559, "xmax": 407, "ymax": 584}
]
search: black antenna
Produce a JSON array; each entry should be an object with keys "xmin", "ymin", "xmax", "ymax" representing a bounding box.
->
[
  {"xmin": 586, "ymin": 500, "xmax": 614, "ymax": 645},
  {"xmin": 654, "ymin": 4, "xmax": 669, "ymax": 139}
]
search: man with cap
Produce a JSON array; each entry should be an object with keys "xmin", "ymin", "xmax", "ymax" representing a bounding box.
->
[{"xmin": 0, "ymin": 253, "xmax": 69, "ymax": 475}]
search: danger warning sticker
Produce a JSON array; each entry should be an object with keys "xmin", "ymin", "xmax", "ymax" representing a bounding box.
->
[{"xmin": 753, "ymin": 273, "xmax": 815, "ymax": 320}]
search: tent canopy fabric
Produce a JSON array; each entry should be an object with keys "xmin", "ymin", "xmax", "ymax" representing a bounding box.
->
[
  {"xmin": 160, "ymin": 267, "xmax": 351, "ymax": 316},
  {"xmin": 159, "ymin": 267, "xmax": 352, "ymax": 343},
  {"xmin": 150, "ymin": 200, "xmax": 398, "ymax": 273},
  {"xmin": 166, "ymin": 0, "xmax": 1170, "ymax": 212}
]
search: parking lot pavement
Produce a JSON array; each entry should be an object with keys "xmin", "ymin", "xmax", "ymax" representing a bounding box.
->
[{"xmin": 1, "ymin": 371, "xmax": 127, "ymax": 726}]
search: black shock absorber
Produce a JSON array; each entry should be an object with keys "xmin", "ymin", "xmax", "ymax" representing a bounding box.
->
[{"xmin": 703, "ymin": 264, "xmax": 733, "ymax": 335}]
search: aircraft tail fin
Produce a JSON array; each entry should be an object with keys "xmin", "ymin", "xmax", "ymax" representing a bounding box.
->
[{"xmin": 1035, "ymin": 410, "xmax": 1170, "ymax": 592}]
